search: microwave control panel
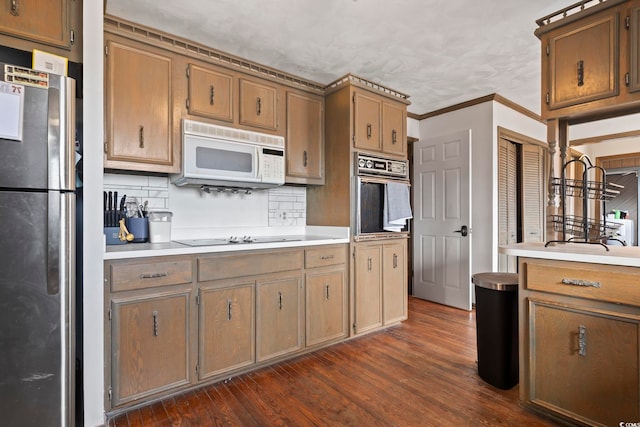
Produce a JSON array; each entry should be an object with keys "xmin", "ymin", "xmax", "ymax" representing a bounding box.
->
[{"xmin": 356, "ymin": 153, "xmax": 408, "ymax": 179}]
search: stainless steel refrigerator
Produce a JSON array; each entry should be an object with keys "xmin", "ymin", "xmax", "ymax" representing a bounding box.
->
[{"xmin": 0, "ymin": 63, "xmax": 76, "ymax": 427}]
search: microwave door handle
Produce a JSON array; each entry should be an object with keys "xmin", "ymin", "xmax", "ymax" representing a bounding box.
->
[{"xmin": 255, "ymin": 147, "xmax": 261, "ymax": 179}]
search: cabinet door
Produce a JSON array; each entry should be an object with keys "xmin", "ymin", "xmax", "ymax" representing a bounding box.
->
[
  {"xmin": 546, "ymin": 10, "xmax": 619, "ymax": 110},
  {"xmin": 239, "ymin": 78, "xmax": 279, "ymax": 131},
  {"xmin": 187, "ymin": 64, "xmax": 234, "ymax": 122},
  {"xmin": 353, "ymin": 244, "xmax": 383, "ymax": 334},
  {"xmin": 630, "ymin": 2, "xmax": 640, "ymax": 93},
  {"xmin": 383, "ymin": 241, "xmax": 407, "ymax": 325},
  {"xmin": 0, "ymin": 0, "xmax": 69, "ymax": 49},
  {"xmin": 353, "ymin": 91, "xmax": 381, "ymax": 152},
  {"xmin": 529, "ymin": 300, "xmax": 640, "ymax": 426},
  {"xmin": 286, "ymin": 91, "xmax": 324, "ymax": 183},
  {"xmin": 306, "ymin": 269, "xmax": 347, "ymax": 347},
  {"xmin": 198, "ymin": 283, "xmax": 254, "ymax": 379},
  {"xmin": 382, "ymin": 102, "xmax": 406, "ymax": 157},
  {"xmin": 110, "ymin": 291, "xmax": 190, "ymax": 406},
  {"xmin": 256, "ymin": 274, "xmax": 303, "ymax": 361},
  {"xmin": 105, "ymin": 39, "xmax": 174, "ymax": 171}
]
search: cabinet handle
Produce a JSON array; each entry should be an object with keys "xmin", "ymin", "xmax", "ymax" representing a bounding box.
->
[
  {"xmin": 367, "ymin": 257, "xmax": 372, "ymax": 271},
  {"xmin": 577, "ymin": 60, "xmax": 584, "ymax": 87},
  {"xmin": 256, "ymin": 97, "xmax": 262, "ymax": 116},
  {"xmin": 152, "ymin": 310, "xmax": 159, "ymax": 336},
  {"xmin": 392, "ymin": 129, "xmax": 397, "ymax": 144},
  {"xmin": 303, "ymin": 150, "xmax": 308, "ymax": 167},
  {"xmin": 578, "ymin": 325, "xmax": 586, "ymax": 356},
  {"xmin": 210, "ymin": 85, "xmax": 215, "ymax": 105},
  {"xmin": 561, "ymin": 278, "xmax": 601, "ymax": 288},
  {"xmin": 324, "ymin": 284, "xmax": 330, "ymax": 300},
  {"xmin": 139, "ymin": 272, "xmax": 168, "ymax": 279},
  {"xmin": 366, "ymin": 123, "xmax": 372, "ymax": 139},
  {"xmin": 227, "ymin": 298, "xmax": 232, "ymax": 321},
  {"xmin": 10, "ymin": 0, "xmax": 18, "ymax": 16},
  {"xmin": 278, "ymin": 291, "xmax": 283, "ymax": 310},
  {"xmin": 139, "ymin": 125, "xmax": 144, "ymax": 149},
  {"xmin": 393, "ymin": 253, "xmax": 398, "ymax": 269}
]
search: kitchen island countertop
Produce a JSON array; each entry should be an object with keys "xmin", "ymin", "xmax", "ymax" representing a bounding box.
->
[{"xmin": 499, "ymin": 242, "xmax": 640, "ymax": 267}]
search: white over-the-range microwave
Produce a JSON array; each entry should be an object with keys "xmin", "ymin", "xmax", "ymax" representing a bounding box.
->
[{"xmin": 171, "ymin": 119, "xmax": 285, "ymax": 189}]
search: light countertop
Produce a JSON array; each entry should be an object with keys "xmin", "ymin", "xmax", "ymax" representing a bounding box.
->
[
  {"xmin": 499, "ymin": 242, "xmax": 640, "ymax": 267},
  {"xmin": 104, "ymin": 229, "xmax": 351, "ymax": 260}
]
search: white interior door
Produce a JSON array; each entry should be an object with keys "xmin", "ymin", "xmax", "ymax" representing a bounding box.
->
[{"xmin": 412, "ymin": 130, "xmax": 471, "ymax": 310}]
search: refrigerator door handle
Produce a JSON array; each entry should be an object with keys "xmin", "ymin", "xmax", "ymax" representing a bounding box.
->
[
  {"xmin": 47, "ymin": 192, "xmax": 74, "ymax": 296},
  {"xmin": 47, "ymin": 78, "xmax": 76, "ymax": 192},
  {"xmin": 47, "ymin": 192, "xmax": 61, "ymax": 295}
]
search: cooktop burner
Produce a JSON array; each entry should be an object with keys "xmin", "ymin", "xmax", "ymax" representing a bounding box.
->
[{"xmin": 175, "ymin": 236, "xmax": 302, "ymax": 247}]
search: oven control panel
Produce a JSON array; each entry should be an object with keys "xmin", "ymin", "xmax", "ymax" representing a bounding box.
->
[{"xmin": 356, "ymin": 153, "xmax": 408, "ymax": 179}]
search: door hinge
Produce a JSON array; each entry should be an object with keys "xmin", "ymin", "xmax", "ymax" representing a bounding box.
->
[
  {"xmin": 195, "ymin": 294, "xmax": 200, "ymax": 305},
  {"xmin": 186, "ymin": 98, "xmax": 190, "ymax": 109},
  {"xmin": 546, "ymin": 44, "xmax": 550, "ymax": 56},
  {"xmin": 352, "ymin": 323, "xmax": 357, "ymax": 332},
  {"xmin": 108, "ymin": 387, "xmax": 112, "ymax": 402},
  {"xmin": 352, "ymin": 93, "xmax": 356, "ymax": 104},
  {"xmin": 545, "ymin": 92, "xmax": 550, "ymax": 104},
  {"xmin": 104, "ymin": 142, "xmax": 108, "ymax": 154},
  {"xmin": 104, "ymin": 44, "xmax": 108, "ymax": 56},
  {"xmin": 625, "ymin": 72, "xmax": 631, "ymax": 86},
  {"xmin": 195, "ymin": 363, "xmax": 199, "ymax": 374},
  {"xmin": 108, "ymin": 309, "xmax": 112, "ymax": 321},
  {"xmin": 352, "ymin": 248, "xmax": 356, "ymax": 259},
  {"xmin": 186, "ymin": 66, "xmax": 190, "ymax": 78},
  {"xmin": 352, "ymin": 134, "xmax": 355, "ymax": 144},
  {"xmin": 626, "ymin": 15, "xmax": 631, "ymax": 30},
  {"xmin": 70, "ymin": 29, "xmax": 75, "ymax": 45}
]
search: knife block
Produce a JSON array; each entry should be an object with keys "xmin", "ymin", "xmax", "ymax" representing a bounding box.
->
[{"xmin": 104, "ymin": 227, "xmax": 126, "ymax": 245}]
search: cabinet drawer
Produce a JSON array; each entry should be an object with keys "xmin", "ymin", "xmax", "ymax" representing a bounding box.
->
[
  {"xmin": 199, "ymin": 250, "xmax": 303, "ymax": 282},
  {"xmin": 523, "ymin": 258, "xmax": 640, "ymax": 307},
  {"xmin": 109, "ymin": 259, "xmax": 193, "ymax": 292},
  {"xmin": 305, "ymin": 245, "xmax": 347, "ymax": 268}
]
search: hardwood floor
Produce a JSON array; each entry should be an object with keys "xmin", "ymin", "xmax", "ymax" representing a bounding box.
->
[{"xmin": 107, "ymin": 297, "xmax": 559, "ymax": 426}]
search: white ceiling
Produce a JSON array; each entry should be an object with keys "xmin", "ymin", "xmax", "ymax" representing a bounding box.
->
[{"xmin": 106, "ymin": 0, "xmax": 572, "ymax": 116}]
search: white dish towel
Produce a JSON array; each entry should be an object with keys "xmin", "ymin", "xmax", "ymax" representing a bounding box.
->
[{"xmin": 383, "ymin": 182, "xmax": 413, "ymax": 232}]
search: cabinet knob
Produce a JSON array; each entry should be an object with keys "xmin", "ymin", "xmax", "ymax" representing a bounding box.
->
[
  {"xmin": 10, "ymin": 0, "xmax": 19, "ymax": 16},
  {"xmin": 577, "ymin": 60, "xmax": 584, "ymax": 87},
  {"xmin": 577, "ymin": 325, "xmax": 586, "ymax": 357},
  {"xmin": 139, "ymin": 125, "xmax": 145, "ymax": 149},
  {"xmin": 152, "ymin": 310, "xmax": 159, "ymax": 336}
]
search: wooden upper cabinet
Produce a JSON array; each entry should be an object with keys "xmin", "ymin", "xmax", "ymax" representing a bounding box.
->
[
  {"xmin": 187, "ymin": 64, "xmax": 234, "ymax": 123},
  {"xmin": 545, "ymin": 9, "xmax": 619, "ymax": 110},
  {"xmin": 0, "ymin": 0, "xmax": 70, "ymax": 49},
  {"xmin": 105, "ymin": 38, "xmax": 176, "ymax": 172},
  {"xmin": 353, "ymin": 90, "xmax": 382, "ymax": 152},
  {"xmin": 285, "ymin": 91, "xmax": 324, "ymax": 184},
  {"xmin": 630, "ymin": 1, "xmax": 640, "ymax": 93},
  {"xmin": 239, "ymin": 78, "xmax": 279, "ymax": 131},
  {"xmin": 382, "ymin": 101, "xmax": 406, "ymax": 157}
]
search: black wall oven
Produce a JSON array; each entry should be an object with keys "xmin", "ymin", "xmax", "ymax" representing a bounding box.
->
[{"xmin": 354, "ymin": 153, "xmax": 410, "ymax": 239}]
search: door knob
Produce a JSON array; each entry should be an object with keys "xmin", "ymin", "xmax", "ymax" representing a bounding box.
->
[{"xmin": 453, "ymin": 225, "xmax": 468, "ymax": 237}]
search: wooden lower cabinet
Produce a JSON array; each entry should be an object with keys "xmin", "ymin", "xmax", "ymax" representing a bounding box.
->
[
  {"xmin": 198, "ymin": 282, "xmax": 255, "ymax": 379},
  {"xmin": 353, "ymin": 239, "xmax": 408, "ymax": 335},
  {"xmin": 353, "ymin": 243, "xmax": 383, "ymax": 334},
  {"xmin": 382, "ymin": 241, "xmax": 408, "ymax": 325},
  {"xmin": 520, "ymin": 257, "xmax": 640, "ymax": 426},
  {"xmin": 110, "ymin": 290, "xmax": 191, "ymax": 407},
  {"xmin": 256, "ymin": 273, "xmax": 304, "ymax": 361},
  {"xmin": 306, "ymin": 269, "xmax": 348, "ymax": 347}
]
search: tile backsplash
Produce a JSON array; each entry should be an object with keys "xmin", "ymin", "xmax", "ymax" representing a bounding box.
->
[{"xmin": 103, "ymin": 173, "xmax": 306, "ymax": 227}]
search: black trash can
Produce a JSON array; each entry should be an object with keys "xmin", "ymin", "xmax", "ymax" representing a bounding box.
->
[{"xmin": 472, "ymin": 272, "xmax": 519, "ymax": 390}]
